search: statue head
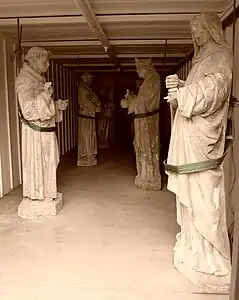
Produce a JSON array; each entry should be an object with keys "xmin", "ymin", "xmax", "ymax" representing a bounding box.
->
[
  {"xmin": 81, "ymin": 72, "xmax": 93, "ymax": 85},
  {"xmin": 25, "ymin": 47, "xmax": 51, "ymax": 73},
  {"xmin": 135, "ymin": 57, "xmax": 154, "ymax": 78},
  {"xmin": 190, "ymin": 13, "xmax": 228, "ymax": 54}
]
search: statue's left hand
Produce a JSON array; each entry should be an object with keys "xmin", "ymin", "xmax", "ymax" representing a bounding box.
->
[
  {"xmin": 56, "ymin": 99, "xmax": 68, "ymax": 111},
  {"xmin": 167, "ymin": 88, "xmax": 178, "ymax": 106},
  {"xmin": 125, "ymin": 89, "xmax": 131, "ymax": 100},
  {"xmin": 44, "ymin": 82, "xmax": 53, "ymax": 96},
  {"xmin": 121, "ymin": 99, "xmax": 129, "ymax": 108},
  {"xmin": 96, "ymin": 106, "xmax": 101, "ymax": 113}
]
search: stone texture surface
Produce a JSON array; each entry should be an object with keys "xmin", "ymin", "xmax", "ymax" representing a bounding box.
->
[
  {"xmin": 0, "ymin": 149, "xmax": 229, "ymax": 300},
  {"xmin": 18, "ymin": 192, "xmax": 63, "ymax": 220},
  {"xmin": 165, "ymin": 13, "xmax": 232, "ymax": 292},
  {"xmin": 174, "ymin": 257, "xmax": 231, "ymax": 294}
]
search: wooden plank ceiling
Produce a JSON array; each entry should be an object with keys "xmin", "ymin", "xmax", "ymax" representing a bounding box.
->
[{"xmin": 0, "ymin": 0, "xmax": 234, "ymax": 73}]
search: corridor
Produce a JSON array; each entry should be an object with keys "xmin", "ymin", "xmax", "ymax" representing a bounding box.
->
[{"xmin": 0, "ymin": 150, "xmax": 229, "ymax": 300}]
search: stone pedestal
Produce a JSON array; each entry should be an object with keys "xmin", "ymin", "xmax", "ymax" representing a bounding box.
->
[
  {"xmin": 174, "ymin": 256, "xmax": 231, "ymax": 294},
  {"xmin": 18, "ymin": 192, "xmax": 63, "ymax": 220},
  {"xmin": 77, "ymin": 155, "xmax": 97, "ymax": 167},
  {"xmin": 135, "ymin": 176, "xmax": 162, "ymax": 191}
]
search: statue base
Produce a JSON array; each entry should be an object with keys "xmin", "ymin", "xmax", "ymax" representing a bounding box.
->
[
  {"xmin": 174, "ymin": 256, "xmax": 231, "ymax": 294},
  {"xmin": 77, "ymin": 156, "xmax": 97, "ymax": 167},
  {"xmin": 135, "ymin": 177, "xmax": 161, "ymax": 191},
  {"xmin": 18, "ymin": 192, "xmax": 63, "ymax": 220}
]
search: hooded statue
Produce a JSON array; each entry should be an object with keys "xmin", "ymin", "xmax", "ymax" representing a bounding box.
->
[
  {"xmin": 77, "ymin": 72, "xmax": 101, "ymax": 167},
  {"xmin": 15, "ymin": 47, "xmax": 68, "ymax": 206}
]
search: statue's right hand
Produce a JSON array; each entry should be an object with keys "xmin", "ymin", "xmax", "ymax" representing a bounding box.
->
[
  {"xmin": 125, "ymin": 89, "xmax": 131, "ymax": 100},
  {"xmin": 96, "ymin": 106, "xmax": 101, "ymax": 113},
  {"xmin": 165, "ymin": 74, "xmax": 179, "ymax": 89},
  {"xmin": 44, "ymin": 82, "xmax": 53, "ymax": 96},
  {"xmin": 120, "ymin": 99, "xmax": 129, "ymax": 108}
]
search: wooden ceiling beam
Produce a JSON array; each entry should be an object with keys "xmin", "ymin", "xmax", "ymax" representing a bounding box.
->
[{"xmin": 72, "ymin": 0, "xmax": 120, "ymax": 68}]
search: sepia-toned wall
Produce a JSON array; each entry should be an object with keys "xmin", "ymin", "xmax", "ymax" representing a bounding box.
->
[
  {"xmin": 0, "ymin": 33, "xmax": 21, "ymax": 197},
  {"xmin": 46, "ymin": 60, "xmax": 78, "ymax": 157}
]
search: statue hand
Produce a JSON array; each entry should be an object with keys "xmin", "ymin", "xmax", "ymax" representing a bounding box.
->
[
  {"xmin": 121, "ymin": 99, "xmax": 129, "ymax": 108},
  {"xmin": 96, "ymin": 106, "xmax": 101, "ymax": 113},
  {"xmin": 166, "ymin": 74, "xmax": 180, "ymax": 89},
  {"xmin": 44, "ymin": 82, "xmax": 53, "ymax": 96},
  {"xmin": 56, "ymin": 99, "xmax": 68, "ymax": 111},
  {"xmin": 125, "ymin": 89, "xmax": 131, "ymax": 100},
  {"xmin": 167, "ymin": 88, "xmax": 178, "ymax": 106}
]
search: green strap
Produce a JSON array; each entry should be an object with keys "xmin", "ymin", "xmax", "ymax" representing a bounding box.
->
[
  {"xmin": 133, "ymin": 108, "xmax": 160, "ymax": 119},
  {"xmin": 164, "ymin": 139, "xmax": 233, "ymax": 174},
  {"xmin": 19, "ymin": 110, "xmax": 56, "ymax": 132},
  {"xmin": 78, "ymin": 113, "xmax": 96, "ymax": 120}
]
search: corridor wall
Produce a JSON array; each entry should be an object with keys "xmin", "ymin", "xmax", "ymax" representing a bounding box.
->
[
  {"xmin": 46, "ymin": 60, "xmax": 78, "ymax": 157},
  {"xmin": 0, "ymin": 33, "xmax": 21, "ymax": 197}
]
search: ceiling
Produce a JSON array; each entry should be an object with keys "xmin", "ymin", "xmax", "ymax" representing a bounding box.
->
[{"xmin": 0, "ymin": 0, "xmax": 235, "ymax": 73}]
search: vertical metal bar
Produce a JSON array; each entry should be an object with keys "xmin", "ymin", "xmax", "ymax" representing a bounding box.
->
[
  {"xmin": 66, "ymin": 68, "xmax": 71, "ymax": 151},
  {"xmin": 55, "ymin": 62, "xmax": 61, "ymax": 156},
  {"xmin": 63, "ymin": 67, "xmax": 68, "ymax": 153},
  {"xmin": 69, "ymin": 70, "xmax": 73, "ymax": 150},
  {"xmin": 163, "ymin": 39, "xmax": 168, "ymax": 67},
  {"xmin": 59, "ymin": 65, "xmax": 65, "ymax": 156}
]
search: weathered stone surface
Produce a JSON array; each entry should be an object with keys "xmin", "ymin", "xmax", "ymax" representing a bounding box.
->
[
  {"xmin": 18, "ymin": 192, "xmax": 63, "ymax": 220},
  {"xmin": 174, "ymin": 256, "xmax": 231, "ymax": 294}
]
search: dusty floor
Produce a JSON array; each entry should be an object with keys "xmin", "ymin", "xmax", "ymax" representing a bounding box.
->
[{"xmin": 0, "ymin": 149, "xmax": 229, "ymax": 300}]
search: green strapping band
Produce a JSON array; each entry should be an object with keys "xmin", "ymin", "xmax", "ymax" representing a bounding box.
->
[
  {"xmin": 164, "ymin": 140, "xmax": 232, "ymax": 174},
  {"xmin": 78, "ymin": 113, "xmax": 96, "ymax": 120},
  {"xmin": 133, "ymin": 108, "xmax": 160, "ymax": 119},
  {"xmin": 19, "ymin": 110, "xmax": 56, "ymax": 132}
]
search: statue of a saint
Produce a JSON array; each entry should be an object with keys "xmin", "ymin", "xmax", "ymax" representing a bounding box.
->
[
  {"xmin": 121, "ymin": 58, "xmax": 161, "ymax": 191},
  {"xmin": 165, "ymin": 12, "xmax": 233, "ymax": 292},
  {"xmin": 97, "ymin": 87, "xmax": 113, "ymax": 149},
  {"xmin": 77, "ymin": 72, "xmax": 101, "ymax": 166},
  {"xmin": 15, "ymin": 47, "xmax": 68, "ymax": 206}
]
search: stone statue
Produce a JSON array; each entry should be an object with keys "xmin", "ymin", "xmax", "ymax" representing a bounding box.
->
[
  {"xmin": 165, "ymin": 12, "xmax": 233, "ymax": 292},
  {"xmin": 15, "ymin": 47, "xmax": 68, "ymax": 218},
  {"xmin": 97, "ymin": 87, "xmax": 113, "ymax": 149},
  {"xmin": 121, "ymin": 58, "xmax": 161, "ymax": 191},
  {"xmin": 77, "ymin": 72, "xmax": 101, "ymax": 166}
]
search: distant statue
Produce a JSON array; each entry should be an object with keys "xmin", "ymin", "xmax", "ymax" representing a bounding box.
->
[
  {"xmin": 77, "ymin": 72, "xmax": 101, "ymax": 166},
  {"xmin": 165, "ymin": 12, "xmax": 233, "ymax": 292},
  {"xmin": 107, "ymin": 101, "xmax": 115, "ymax": 146},
  {"xmin": 97, "ymin": 88, "xmax": 113, "ymax": 149},
  {"xmin": 15, "ymin": 47, "xmax": 68, "ymax": 206},
  {"xmin": 121, "ymin": 58, "xmax": 161, "ymax": 191}
]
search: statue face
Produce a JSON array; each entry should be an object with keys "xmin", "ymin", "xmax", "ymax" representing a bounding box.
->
[
  {"xmin": 136, "ymin": 66, "xmax": 145, "ymax": 78},
  {"xmin": 83, "ymin": 75, "xmax": 93, "ymax": 85},
  {"xmin": 191, "ymin": 19, "xmax": 211, "ymax": 47},
  {"xmin": 34, "ymin": 55, "xmax": 50, "ymax": 73},
  {"xmin": 86, "ymin": 77, "xmax": 93, "ymax": 85}
]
